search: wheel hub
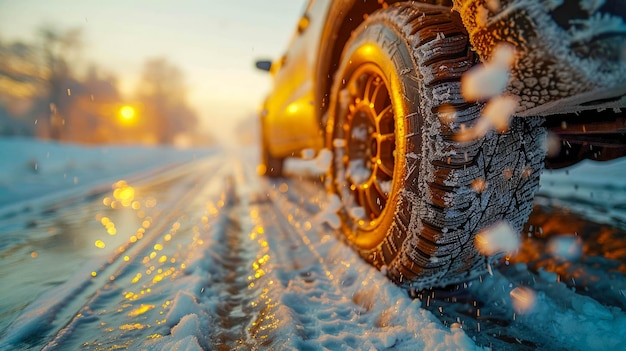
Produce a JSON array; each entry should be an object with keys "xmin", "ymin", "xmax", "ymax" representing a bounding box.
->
[{"xmin": 341, "ymin": 65, "xmax": 396, "ymax": 223}]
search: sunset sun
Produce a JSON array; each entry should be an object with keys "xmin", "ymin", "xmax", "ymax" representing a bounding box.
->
[{"xmin": 119, "ymin": 105, "xmax": 135, "ymax": 121}]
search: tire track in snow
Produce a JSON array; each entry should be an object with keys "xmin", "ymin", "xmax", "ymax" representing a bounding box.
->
[
  {"xmin": 241, "ymin": 166, "xmax": 480, "ymax": 350},
  {"xmin": 202, "ymin": 167, "xmax": 268, "ymax": 350},
  {"xmin": 36, "ymin": 159, "xmax": 228, "ymax": 350}
]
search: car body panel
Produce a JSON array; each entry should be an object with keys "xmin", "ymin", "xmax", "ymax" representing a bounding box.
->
[
  {"xmin": 260, "ymin": 0, "xmax": 331, "ymax": 158},
  {"xmin": 260, "ymin": 0, "xmax": 626, "ymax": 161}
]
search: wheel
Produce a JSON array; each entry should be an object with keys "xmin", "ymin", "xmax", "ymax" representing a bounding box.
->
[
  {"xmin": 259, "ymin": 123, "xmax": 284, "ymax": 177},
  {"xmin": 326, "ymin": 3, "xmax": 546, "ymax": 289},
  {"xmin": 260, "ymin": 143, "xmax": 284, "ymax": 178}
]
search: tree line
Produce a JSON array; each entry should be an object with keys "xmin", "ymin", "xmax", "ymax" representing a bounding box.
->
[{"xmin": 0, "ymin": 25, "xmax": 211, "ymax": 146}]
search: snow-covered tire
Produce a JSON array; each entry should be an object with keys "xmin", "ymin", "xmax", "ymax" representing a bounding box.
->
[{"xmin": 327, "ymin": 3, "xmax": 546, "ymax": 289}]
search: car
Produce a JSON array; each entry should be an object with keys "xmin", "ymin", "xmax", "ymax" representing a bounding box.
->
[{"xmin": 256, "ymin": 0, "xmax": 626, "ymax": 290}]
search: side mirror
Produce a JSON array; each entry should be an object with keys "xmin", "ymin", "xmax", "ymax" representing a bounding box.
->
[{"xmin": 255, "ymin": 60, "xmax": 272, "ymax": 72}]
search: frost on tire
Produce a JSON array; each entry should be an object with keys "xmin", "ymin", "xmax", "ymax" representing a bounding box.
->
[{"xmin": 326, "ymin": 3, "xmax": 546, "ymax": 290}]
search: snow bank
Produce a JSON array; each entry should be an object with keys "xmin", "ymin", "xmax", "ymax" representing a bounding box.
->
[
  {"xmin": 538, "ymin": 157, "xmax": 626, "ymax": 226},
  {"xmin": 0, "ymin": 137, "xmax": 214, "ymax": 214}
]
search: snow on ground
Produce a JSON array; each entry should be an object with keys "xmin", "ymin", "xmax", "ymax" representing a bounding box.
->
[
  {"xmin": 283, "ymin": 148, "xmax": 333, "ymax": 177},
  {"xmin": 466, "ymin": 262, "xmax": 626, "ymax": 350},
  {"xmin": 140, "ymin": 160, "xmax": 484, "ymax": 351},
  {"xmin": 537, "ymin": 157, "xmax": 626, "ymax": 227},
  {"xmin": 0, "ymin": 137, "xmax": 215, "ymax": 216},
  {"xmin": 0, "ymin": 142, "xmax": 625, "ymax": 350}
]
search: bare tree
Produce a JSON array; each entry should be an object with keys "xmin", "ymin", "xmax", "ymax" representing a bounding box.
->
[
  {"xmin": 135, "ymin": 57, "xmax": 199, "ymax": 144},
  {"xmin": 39, "ymin": 26, "xmax": 83, "ymax": 140},
  {"xmin": 0, "ymin": 39, "xmax": 46, "ymax": 136}
]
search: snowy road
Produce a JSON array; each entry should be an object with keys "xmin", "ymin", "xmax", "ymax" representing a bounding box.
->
[{"xmin": 1, "ymin": 148, "xmax": 625, "ymax": 350}]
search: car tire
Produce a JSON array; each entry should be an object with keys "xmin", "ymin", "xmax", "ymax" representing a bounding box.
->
[
  {"xmin": 326, "ymin": 3, "xmax": 546, "ymax": 289},
  {"xmin": 260, "ymin": 125, "xmax": 284, "ymax": 177}
]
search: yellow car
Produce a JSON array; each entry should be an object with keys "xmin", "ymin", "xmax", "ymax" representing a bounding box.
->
[{"xmin": 257, "ymin": 0, "xmax": 626, "ymax": 289}]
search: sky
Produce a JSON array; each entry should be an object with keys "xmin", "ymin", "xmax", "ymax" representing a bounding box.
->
[{"xmin": 0, "ymin": 0, "xmax": 307, "ymax": 144}]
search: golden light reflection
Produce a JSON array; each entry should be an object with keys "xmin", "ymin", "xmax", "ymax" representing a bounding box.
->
[
  {"xmin": 303, "ymin": 221, "xmax": 312, "ymax": 231},
  {"xmin": 119, "ymin": 323, "xmax": 148, "ymax": 331},
  {"xmin": 279, "ymin": 183, "xmax": 289, "ymax": 193},
  {"xmin": 113, "ymin": 181, "xmax": 136, "ymax": 207},
  {"xmin": 145, "ymin": 198, "xmax": 157, "ymax": 208},
  {"xmin": 246, "ymin": 209, "xmax": 281, "ymax": 339},
  {"xmin": 95, "ymin": 240, "xmax": 106, "ymax": 249},
  {"xmin": 131, "ymin": 273, "xmax": 142, "ymax": 284},
  {"xmin": 205, "ymin": 200, "xmax": 219, "ymax": 216},
  {"xmin": 286, "ymin": 102, "xmax": 300, "ymax": 115},
  {"xmin": 94, "ymin": 183, "xmax": 194, "ymax": 328},
  {"xmin": 248, "ymin": 285, "xmax": 280, "ymax": 339},
  {"xmin": 254, "ymin": 269, "xmax": 266, "ymax": 279},
  {"xmin": 361, "ymin": 44, "xmax": 376, "ymax": 57}
]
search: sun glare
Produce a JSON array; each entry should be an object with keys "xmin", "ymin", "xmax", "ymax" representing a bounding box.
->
[{"xmin": 119, "ymin": 105, "xmax": 136, "ymax": 122}]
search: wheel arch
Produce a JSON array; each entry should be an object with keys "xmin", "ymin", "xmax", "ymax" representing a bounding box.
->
[{"xmin": 314, "ymin": 0, "xmax": 453, "ymax": 132}]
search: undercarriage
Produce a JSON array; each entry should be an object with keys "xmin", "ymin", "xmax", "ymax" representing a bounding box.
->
[{"xmin": 544, "ymin": 109, "xmax": 626, "ymax": 168}]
